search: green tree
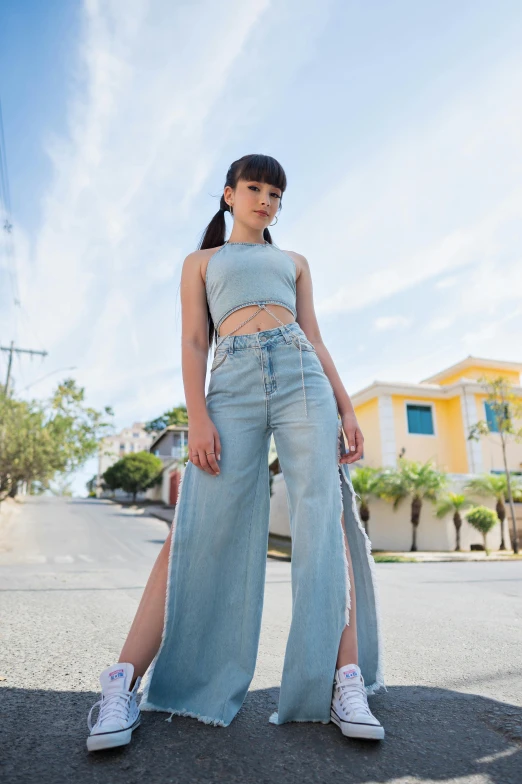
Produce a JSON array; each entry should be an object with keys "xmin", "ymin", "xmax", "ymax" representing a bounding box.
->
[
  {"xmin": 145, "ymin": 404, "xmax": 188, "ymax": 433},
  {"xmin": 101, "ymin": 463, "xmax": 121, "ymax": 497},
  {"xmin": 467, "ymin": 375, "xmax": 522, "ymax": 553},
  {"xmin": 102, "ymin": 452, "xmax": 164, "ymax": 503},
  {"xmin": 379, "ymin": 458, "xmax": 448, "ymax": 551},
  {"xmin": 0, "ymin": 378, "xmax": 113, "ymax": 501},
  {"xmin": 465, "ymin": 505, "xmax": 498, "ymax": 554},
  {"xmin": 434, "ymin": 493, "xmax": 476, "ymax": 551},
  {"xmin": 351, "ymin": 466, "xmax": 383, "ymax": 537},
  {"xmin": 463, "ymin": 473, "xmax": 521, "ymax": 552},
  {"xmin": 86, "ymin": 475, "xmax": 98, "ymax": 497}
]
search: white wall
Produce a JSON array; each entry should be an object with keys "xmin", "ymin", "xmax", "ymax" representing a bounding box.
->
[
  {"xmin": 145, "ymin": 483, "xmax": 163, "ymax": 503},
  {"xmin": 268, "ymin": 470, "xmax": 522, "ymax": 551},
  {"xmin": 269, "ymin": 473, "xmax": 291, "ymax": 537},
  {"xmin": 144, "ymin": 463, "xmax": 183, "ymax": 505}
]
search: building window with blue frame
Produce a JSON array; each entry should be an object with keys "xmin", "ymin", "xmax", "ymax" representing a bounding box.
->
[
  {"xmin": 484, "ymin": 401, "xmax": 509, "ymax": 433},
  {"xmin": 406, "ymin": 404, "xmax": 434, "ymax": 435}
]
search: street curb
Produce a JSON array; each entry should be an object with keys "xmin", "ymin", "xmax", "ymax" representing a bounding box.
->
[
  {"xmin": 372, "ymin": 552, "xmax": 522, "ymax": 562},
  {"xmin": 147, "ymin": 508, "xmax": 175, "ymax": 525}
]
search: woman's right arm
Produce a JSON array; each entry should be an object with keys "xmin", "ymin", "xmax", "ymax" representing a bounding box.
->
[{"xmin": 179, "ymin": 251, "xmax": 221, "ymax": 477}]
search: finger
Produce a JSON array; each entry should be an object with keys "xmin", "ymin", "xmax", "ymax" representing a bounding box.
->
[
  {"xmin": 193, "ymin": 455, "xmax": 207, "ymax": 474},
  {"xmin": 346, "ymin": 428, "xmax": 357, "ymax": 455},
  {"xmin": 346, "ymin": 429, "xmax": 364, "ymax": 462},
  {"xmin": 206, "ymin": 447, "xmax": 220, "ymax": 475},
  {"xmin": 197, "ymin": 448, "xmax": 213, "ymax": 475}
]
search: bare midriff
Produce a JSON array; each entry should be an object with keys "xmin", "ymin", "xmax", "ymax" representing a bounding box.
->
[{"xmin": 217, "ymin": 304, "xmax": 296, "ymax": 337}]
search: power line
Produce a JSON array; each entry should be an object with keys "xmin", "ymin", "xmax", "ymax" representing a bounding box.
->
[
  {"xmin": 1, "ymin": 341, "xmax": 48, "ymax": 396},
  {"xmin": 20, "ymin": 365, "xmax": 77, "ymax": 393},
  {"xmin": 0, "ymin": 97, "xmax": 20, "ymax": 310}
]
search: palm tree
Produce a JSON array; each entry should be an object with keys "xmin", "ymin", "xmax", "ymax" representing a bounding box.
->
[
  {"xmin": 379, "ymin": 458, "xmax": 448, "ymax": 551},
  {"xmin": 464, "ymin": 474, "xmax": 522, "ymax": 551},
  {"xmin": 350, "ymin": 466, "xmax": 382, "ymax": 537},
  {"xmin": 434, "ymin": 493, "xmax": 475, "ymax": 551},
  {"xmin": 467, "ymin": 375, "xmax": 522, "ymax": 553}
]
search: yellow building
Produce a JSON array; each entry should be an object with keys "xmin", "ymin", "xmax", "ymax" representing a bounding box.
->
[
  {"xmin": 351, "ymin": 356, "xmax": 522, "ymax": 476},
  {"xmin": 268, "ymin": 356, "xmax": 522, "ymax": 550}
]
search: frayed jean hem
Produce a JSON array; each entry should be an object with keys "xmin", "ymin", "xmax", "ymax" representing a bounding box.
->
[{"xmin": 139, "ymin": 699, "xmax": 229, "ymax": 727}]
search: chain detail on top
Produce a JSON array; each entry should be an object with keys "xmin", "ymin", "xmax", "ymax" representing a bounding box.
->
[{"xmin": 214, "ymin": 303, "xmax": 310, "ymax": 418}]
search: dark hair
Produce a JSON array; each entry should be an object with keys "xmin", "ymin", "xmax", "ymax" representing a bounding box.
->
[{"xmin": 198, "ymin": 154, "xmax": 287, "ymax": 348}]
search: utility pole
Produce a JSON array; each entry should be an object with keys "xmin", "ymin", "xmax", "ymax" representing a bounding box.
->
[{"xmin": 1, "ymin": 341, "xmax": 48, "ymax": 396}]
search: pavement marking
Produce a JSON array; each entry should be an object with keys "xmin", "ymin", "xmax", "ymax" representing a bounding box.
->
[
  {"xmin": 77, "ymin": 554, "xmax": 94, "ymax": 562},
  {"xmin": 25, "ymin": 555, "xmax": 47, "ymax": 564},
  {"xmin": 54, "ymin": 555, "xmax": 75, "ymax": 564},
  {"xmin": 477, "ymin": 747, "xmax": 519, "ymax": 764},
  {"xmin": 107, "ymin": 554, "xmax": 126, "ymax": 561}
]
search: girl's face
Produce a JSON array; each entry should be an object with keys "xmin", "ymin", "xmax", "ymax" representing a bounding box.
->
[{"xmin": 225, "ymin": 179, "xmax": 282, "ymax": 230}]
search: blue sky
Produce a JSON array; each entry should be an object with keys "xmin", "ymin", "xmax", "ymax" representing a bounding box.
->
[{"xmin": 1, "ymin": 0, "xmax": 522, "ymax": 495}]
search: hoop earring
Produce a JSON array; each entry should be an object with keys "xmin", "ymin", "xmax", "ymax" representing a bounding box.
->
[{"xmin": 269, "ymin": 214, "xmax": 278, "ymax": 226}]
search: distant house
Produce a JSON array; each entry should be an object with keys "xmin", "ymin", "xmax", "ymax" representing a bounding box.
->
[
  {"xmin": 97, "ymin": 421, "xmax": 156, "ymax": 498},
  {"xmin": 149, "ymin": 425, "xmax": 188, "ymax": 463},
  {"xmin": 146, "ymin": 425, "xmax": 189, "ymax": 506}
]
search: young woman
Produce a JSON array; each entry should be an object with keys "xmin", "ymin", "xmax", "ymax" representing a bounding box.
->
[{"xmin": 86, "ymin": 154, "xmax": 386, "ymax": 752}]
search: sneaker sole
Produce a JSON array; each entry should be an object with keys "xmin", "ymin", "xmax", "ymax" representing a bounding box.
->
[
  {"xmin": 331, "ymin": 709, "xmax": 384, "ymax": 740},
  {"xmin": 86, "ymin": 716, "xmax": 141, "ymax": 752}
]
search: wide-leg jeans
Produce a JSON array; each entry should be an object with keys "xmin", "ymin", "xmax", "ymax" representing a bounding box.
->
[{"xmin": 140, "ymin": 322, "xmax": 386, "ymax": 727}]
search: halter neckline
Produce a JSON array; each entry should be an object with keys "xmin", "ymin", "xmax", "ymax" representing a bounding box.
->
[{"xmin": 224, "ymin": 240, "xmax": 269, "ymax": 246}]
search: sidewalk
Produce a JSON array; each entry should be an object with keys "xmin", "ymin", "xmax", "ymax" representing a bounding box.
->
[
  {"xmin": 146, "ymin": 504, "xmax": 175, "ymax": 524},
  {"xmin": 0, "ymin": 498, "xmax": 23, "ymax": 553},
  {"xmin": 372, "ymin": 549, "xmax": 522, "ymax": 562},
  {"xmin": 264, "ymin": 544, "xmax": 522, "ymax": 563}
]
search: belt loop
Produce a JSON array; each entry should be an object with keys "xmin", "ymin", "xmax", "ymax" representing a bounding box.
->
[
  {"xmin": 281, "ymin": 323, "xmax": 293, "ymax": 344},
  {"xmin": 230, "ymin": 336, "xmax": 235, "ymax": 354}
]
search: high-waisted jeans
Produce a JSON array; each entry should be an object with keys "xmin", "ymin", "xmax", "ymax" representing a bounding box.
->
[{"xmin": 140, "ymin": 321, "xmax": 386, "ymax": 727}]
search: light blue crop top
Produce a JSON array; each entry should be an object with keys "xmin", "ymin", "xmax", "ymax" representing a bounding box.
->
[{"xmin": 205, "ymin": 240, "xmax": 297, "ymax": 334}]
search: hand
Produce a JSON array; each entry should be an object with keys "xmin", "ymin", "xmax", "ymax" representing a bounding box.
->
[
  {"xmin": 340, "ymin": 413, "xmax": 364, "ymax": 464},
  {"xmin": 188, "ymin": 416, "xmax": 222, "ymax": 476}
]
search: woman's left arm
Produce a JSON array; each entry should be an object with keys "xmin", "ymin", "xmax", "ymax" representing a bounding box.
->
[{"xmin": 291, "ymin": 250, "xmax": 363, "ymax": 465}]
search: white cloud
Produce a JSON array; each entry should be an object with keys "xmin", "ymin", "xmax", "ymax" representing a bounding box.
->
[
  {"xmin": 4, "ymin": 0, "xmax": 330, "ymax": 422},
  {"xmin": 435, "ymin": 275, "xmax": 459, "ymax": 290},
  {"xmin": 282, "ymin": 54, "xmax": 522, "ymax": 325},
  {"xmin": 424, "ymin": 316, "xmax": 454, "ymax": 333},
  {"xmin": 373, "ymin": 315, "xmax": 412, "ymax": 331}
]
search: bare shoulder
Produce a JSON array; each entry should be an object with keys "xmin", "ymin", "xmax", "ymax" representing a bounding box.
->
[
  {"xmin": 183, "ymin": 245, "xmax": 225, "ymax": 285},
  {"xmin": 280, "ymin": 249, "xmax": 309, "ymax": 281}
]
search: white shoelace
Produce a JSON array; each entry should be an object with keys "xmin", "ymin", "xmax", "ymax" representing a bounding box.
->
[
  {"xmin": 336, "ymin": 679, "xmax": 372, "ymax": 716},
  {"xmin": 87, "ymin": 690, "xmax": 135, "ymax": 731}
]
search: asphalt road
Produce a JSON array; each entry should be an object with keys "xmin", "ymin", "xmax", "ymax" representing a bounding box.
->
[{"xmin": 1, "ymin": 496, "xmax": 521, "ymax": 784}]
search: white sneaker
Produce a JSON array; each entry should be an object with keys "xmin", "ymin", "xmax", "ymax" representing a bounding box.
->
[
  {"xmin": 86, "ymin": 662, "xmax": 141, "ymax": 751},
  {"xmin": 331, "ymin": 663, "xmax": 385, "ymax": 740}
]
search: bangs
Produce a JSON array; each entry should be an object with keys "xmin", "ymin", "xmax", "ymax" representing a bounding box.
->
[{"xmin": 237, "ymin": 154, "xmax": 287, "ymax": 193}]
